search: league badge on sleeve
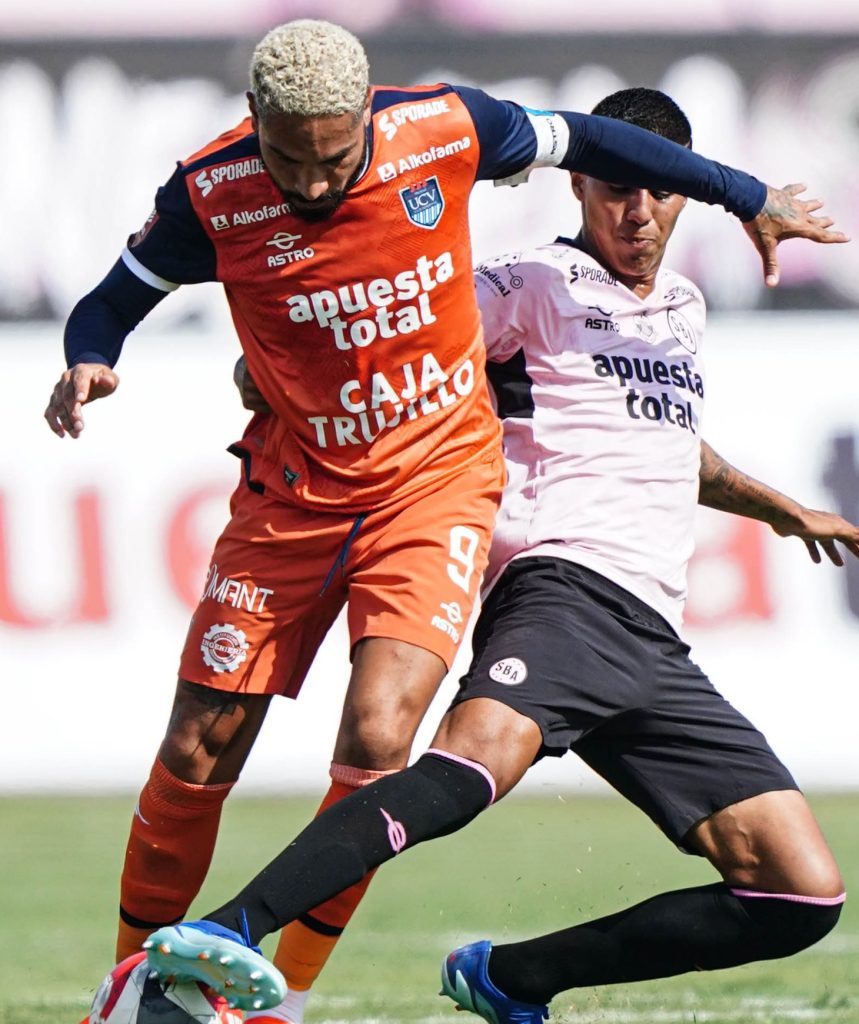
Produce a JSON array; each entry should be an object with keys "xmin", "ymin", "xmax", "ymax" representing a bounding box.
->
[{"xmin": 399, "ymin": 176, "xmax": 445, "ymax": 229}]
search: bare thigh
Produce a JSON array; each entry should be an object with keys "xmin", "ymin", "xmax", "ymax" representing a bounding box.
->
[
  {"xmin": 157, "ymin": 679, "xmax": 272, "ymax": 785},
  {"xmin": 688, "ymin": 789, "xmax": 844, "ymax": 897}
]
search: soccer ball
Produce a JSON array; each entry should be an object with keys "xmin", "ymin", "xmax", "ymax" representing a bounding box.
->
[{"xmin": 88, "ymin": 952, "xmax": 244, "ymax": 1023}]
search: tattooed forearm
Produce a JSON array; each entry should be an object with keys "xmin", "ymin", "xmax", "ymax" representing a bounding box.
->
[{"xmin": 698, "ymin": 441, "xmax": 801, "ymax": 527}]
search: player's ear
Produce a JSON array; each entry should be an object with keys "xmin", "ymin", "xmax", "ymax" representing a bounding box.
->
[
  {"xmin": 362, "ymin": 88, "xmax": 372, "ymax": 127},
  {"xmin": 571, "ymin": 173, "xmax": 585, "ymax": 200},
  {"xmin": 247, "ymin": 91, "xmax": 260, "ymax": 130}
]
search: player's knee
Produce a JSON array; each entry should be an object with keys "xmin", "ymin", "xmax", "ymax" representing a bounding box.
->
[
  {"xmin": 735, "ymin": 889, "xmax": 845, "ymax": 959},
  {"xmin": 432, "ymin": 698, "xmax": 540, "ymax": 799},
  {"xmin": 736, "ymin": 847, "xmax": 844, "ymax": 902},
  {"xmin": 335, "ymin": 706, "xmax": 422, "ymax": 769}
]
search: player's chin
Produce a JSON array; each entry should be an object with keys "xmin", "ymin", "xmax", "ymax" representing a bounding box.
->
[{"xmin": 284, "ymin": 193, "xmax": 344, "ymax": 222}]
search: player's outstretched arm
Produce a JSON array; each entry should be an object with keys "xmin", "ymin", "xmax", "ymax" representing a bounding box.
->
[
  {"xmin": 698, "ymin": 441, "xmax": 859, "ymax": 565},
  {"xmin": 743, "ymin": 183, "xmax": 850, "ymax": 288},
  {"xmin": 44, "ymin": 362, "xmax": 119, "ymax": 439},
  {"xmin": 46, "ymin": 258, "xmax": 170, "ymax": 438}
]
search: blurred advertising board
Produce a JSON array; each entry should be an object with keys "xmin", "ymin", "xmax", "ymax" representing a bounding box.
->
[
  {"xmin": 0, "ymin": 29, "xmax": 858, "ymax": 318},
  {"xmin": 3, "ymin": 1, "xmax": 859, "ymax": 36},
  {"xmin": 2, "ymin": 315, "xmax": 858, "ymax": 792}
]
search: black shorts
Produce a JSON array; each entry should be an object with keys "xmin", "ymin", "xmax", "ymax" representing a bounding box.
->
[{"xmin": 450, "ymin": 557, "xmax": 798, "ymax": 850}]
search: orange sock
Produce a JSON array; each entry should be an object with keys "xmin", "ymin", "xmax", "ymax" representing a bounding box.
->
[
  {"xmin": 115, "ymin": 758, "xmax": 234, "ymax": 962},
  {"xmin": 271, "ymin": 764, "xmax": 395, "ymax": 990}
]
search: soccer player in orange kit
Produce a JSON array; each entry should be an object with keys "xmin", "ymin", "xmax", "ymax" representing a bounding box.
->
[{"xmin": 45, "ymin": 20, "xmax": 846, "ymax": 1024}]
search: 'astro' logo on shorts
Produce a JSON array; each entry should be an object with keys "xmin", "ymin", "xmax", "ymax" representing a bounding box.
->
[
  {"xmin": 200, "ymin": 623, "xmax": 249, "ymax": 673},
  {"xmin": 489, "ymin": 657, "xmax": 528, "ymax": 685},
  {"xmin": 399, "ymin": 176, "xmax": 444, "ymax": 229}
]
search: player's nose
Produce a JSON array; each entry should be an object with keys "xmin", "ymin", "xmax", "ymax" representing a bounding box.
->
[
  {"xmin": 625, "ymin": 190, "xmax": 652, "ymax": 224},
  {"xmin": 292, "ymin": 170, "xmax": 331, "ymax": 201}
]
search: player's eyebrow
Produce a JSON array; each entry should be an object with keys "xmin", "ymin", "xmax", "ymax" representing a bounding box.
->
[{"xmin": 266, "ymin": 139, "xmax": 358, "ymax": 163}]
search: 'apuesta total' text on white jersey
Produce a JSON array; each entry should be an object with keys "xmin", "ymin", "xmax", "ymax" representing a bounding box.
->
[{"xmin": 476, "ymin": 237, "xmax": 706, "ymax": 632}]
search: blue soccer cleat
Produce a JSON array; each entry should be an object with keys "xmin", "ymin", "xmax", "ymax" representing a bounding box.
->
[
  {"xmin": 143, "ymin": 918, "xmax": 287, "ymax": 1012},
  {"xmin": 441, "ymin": 940, "xmax": 549, "ymax": 1024}
]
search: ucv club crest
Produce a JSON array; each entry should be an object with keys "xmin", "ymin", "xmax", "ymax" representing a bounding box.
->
[{"xmin": 399, "ymin": 176, "xmax": 445, "ymax": 229}]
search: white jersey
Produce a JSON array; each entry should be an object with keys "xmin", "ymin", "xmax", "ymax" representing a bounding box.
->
[{"xmin": 476, "ymin": 238, "xmax": 706, "ymax": 632}]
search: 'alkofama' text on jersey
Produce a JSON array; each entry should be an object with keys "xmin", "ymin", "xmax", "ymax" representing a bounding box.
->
[
  {"xmin": 123, "ymin": 86, "xmax": 569, "ymax": 511},
  {"xmin": 477, "ymin": 239, "xmax": 707, "ymax": 631}
]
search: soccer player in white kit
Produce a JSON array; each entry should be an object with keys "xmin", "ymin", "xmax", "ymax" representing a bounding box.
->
[{"xmin": 142, "ymin": 89, "xmax": 856, "ymax": 1022}]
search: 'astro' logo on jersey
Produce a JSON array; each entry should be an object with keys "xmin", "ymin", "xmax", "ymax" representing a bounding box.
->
[
  {"xmin": 267, "ymin": 231, "xmax": 303, "ymax": 250},
  {"xmin": 399, "ymin": 176, "xmax": 444, "ymax": 229},
  {"xmin": 265, "ymin": 231, "xmax": 316, "ymax": 268}
]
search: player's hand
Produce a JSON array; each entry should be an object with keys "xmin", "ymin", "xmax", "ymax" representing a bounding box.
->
[
  {"xmin": 743, "ymin": 183, "xmax": 849, "ymax": 288},
  {"xmin": 771, "ymin": 507, "xmax": 859, "ymax": 566},
  {"xmin": 233, "ymin": 355, "xmax": 271, "ymax": 413},
  {"xmin": 44, "ymin": 362, "xmax": 119, "ymax": 438}
]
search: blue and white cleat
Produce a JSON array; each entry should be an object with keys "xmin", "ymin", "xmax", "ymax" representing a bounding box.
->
[
  {"xmin": 441, "ymin": 940, "xmax": 549, "ymax": 1024},
  {"xmin": 143, "ymin": 919, "xmax": 287, "ymax": 1012}
]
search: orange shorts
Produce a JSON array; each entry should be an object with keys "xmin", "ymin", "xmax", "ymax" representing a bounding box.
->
[{"xmin": 178, "ymin": 452, "xmax": 503, "ymax": 697}]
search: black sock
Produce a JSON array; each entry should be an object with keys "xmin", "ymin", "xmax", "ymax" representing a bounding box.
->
[
  {"xmin": 488, "ymin": 883, "xmax": 843, "ymax": 1005},
  {"xmin": 205, "ymin": 752, "xmax": 493, "ymax": 942}
]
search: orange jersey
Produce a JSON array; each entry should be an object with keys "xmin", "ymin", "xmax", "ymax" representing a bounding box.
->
[{"xmin": 123, "ymin": 84, "xmax": 565, "ymax": 511}]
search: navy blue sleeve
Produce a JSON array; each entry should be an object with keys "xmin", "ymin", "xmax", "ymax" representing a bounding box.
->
[
  {"xmin": 559, "ymin": 112, "xmax": 766, "ymax": 221},
  {"xmin": 126, "ymin": 164, "xmax": 217, "ymax": 285},
  {"xmin": 64, "ymin": 259, "xmax": 167, "ymax": 368},
  {"xmin": 454, "ymin": 85, "xmax": 766, "ymax": 220},
  {"xmin": 452, "ymin": 85, "xmax": 538, "ymax": 181}
]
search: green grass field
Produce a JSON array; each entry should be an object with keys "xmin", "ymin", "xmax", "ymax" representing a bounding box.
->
[{"xmin": 2, "ymin": 791, "xmax": 856, "ymax": 1024}]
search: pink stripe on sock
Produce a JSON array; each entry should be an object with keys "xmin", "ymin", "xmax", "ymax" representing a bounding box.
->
[
  {"xmin": 730, "ymin": 888, "xmax": 846, "ymax": 906},
  {"xmin": 329, "ymin": 762, "xmax": 398, "ymax": 787},
  {"xmin": 426, "ymin": 748, "xmax": 497, "ymax": 804}
]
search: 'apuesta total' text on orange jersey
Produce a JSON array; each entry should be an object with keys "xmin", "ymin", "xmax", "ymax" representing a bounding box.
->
[
  {"xmin": 111, "ymin": 83, "xmax": 766, "ymax": 511},
  {"xmin": 123, "ymin": 85, "xmax": 574, "ymax": 511}
]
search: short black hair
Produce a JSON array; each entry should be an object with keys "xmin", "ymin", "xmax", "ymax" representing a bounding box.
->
[{"xmin": 591, "ymin": 87, "xmax": 692, "ymax": 148}]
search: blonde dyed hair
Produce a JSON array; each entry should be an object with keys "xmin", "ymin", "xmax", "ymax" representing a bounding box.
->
[{"xmin": 250, "ymin": 20, "xmax": 369, "ymax": 120}]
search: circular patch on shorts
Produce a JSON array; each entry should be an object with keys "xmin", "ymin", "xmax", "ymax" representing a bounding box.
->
[
  {"xmin": 489, "ymin": 657, "xmax": 528, "ymax": 685},
  {"xmin": 201, "ymin": 623, "xmax": 249, "ymax": 673}
]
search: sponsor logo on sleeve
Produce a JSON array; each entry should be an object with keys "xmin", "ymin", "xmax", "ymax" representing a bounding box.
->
[
  {"xmin": 129, "ymin": 209, "xmax": 159, "ymax": 247},
  {"xmin": 476, "ymin": 252, "xmax": 525, "ymax": 296},
  {"xmin": 210, "ymin": 214, "xmax": 229, "ymax": 231},
  {"xmin": 378, "ymin": 97, "xmax": 451, "ymax": 141}
]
